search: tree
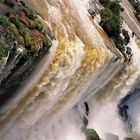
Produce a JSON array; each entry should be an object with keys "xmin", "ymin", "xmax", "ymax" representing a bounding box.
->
[
  {"xmin": 100, "ymin": 13, "xmax": 122, "ymax": 38},
  {"xmin": 122, "ymin": 29, "xmax": 130, "ymax": 45},
  {"xmin": 109, "ymin": 1, "xmax": 121, "ymax": 15},
  {"xmin": 22, "ymin": 4, "xmax": 37, "ymax": 20},
  {"xmin": 100, "ymin": 8, "xmax": 113, "ymax": 21}
]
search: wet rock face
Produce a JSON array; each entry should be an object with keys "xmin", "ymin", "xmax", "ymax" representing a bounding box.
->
[
  {"xmin": 83, "ymin": 102, "xmax": 89, "ymax": 127},
  {"xmin": 119, "ymin": 105, "xmax": 129, "ymax": 121},
  {"xmin": 84, "ymin": 102, "xmax": 89, "ymax": 116}
]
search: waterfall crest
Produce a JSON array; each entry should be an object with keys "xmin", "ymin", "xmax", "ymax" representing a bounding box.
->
[{"xmin": 1, "ymin": 0, "xmax": 139, "ymax": 140}]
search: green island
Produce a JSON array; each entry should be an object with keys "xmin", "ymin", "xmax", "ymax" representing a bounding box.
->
[
  {"xmin": 0, "ymin": 0, "xmax": 53, "ymax": 97},
  {"xmin": 99, "ymin": 0, "xmax": 132, "ymax": 61},
  {"xmin": 0, "ymin": 0, "xmax": 52, "ymax": 60}
]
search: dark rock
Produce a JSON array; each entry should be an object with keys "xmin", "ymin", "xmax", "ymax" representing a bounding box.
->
[
  {"xmin": 84, "ymin": 102, "xmax": 89, "ymax": 116},
  {"xmin": 119, "ymin": 104, "xmax": 129, "ymax": 121},
  {"xmin": 85, "ymin": 129, "xmax": 101, "ymax": 140},
  {"xmin": 126, "ymin": 47, "xmax": 132, "ymax": 55}
]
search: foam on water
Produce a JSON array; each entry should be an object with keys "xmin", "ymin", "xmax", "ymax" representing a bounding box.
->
[{"xmin": 0, "ymin": 0, "xmax": 128, "ymax": 140}]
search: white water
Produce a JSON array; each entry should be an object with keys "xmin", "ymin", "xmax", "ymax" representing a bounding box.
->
[
  {"xmin": 42, "ymin": 32, "xmax": 140, "ymax": 140},
  {"xmin": 87, "ymin": 34, "xmax": 140, "ymax": 140},
  {"xmin": 0, "ymin": 0, "xmax": 140, "ymax": 140}
]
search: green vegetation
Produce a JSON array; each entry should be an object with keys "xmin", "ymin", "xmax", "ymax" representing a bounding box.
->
[
  {"xmin": 122, "ymin": 29, "xmax": 130, "ymax": 45},
  {"xmin": 0, "ymin": 46, "xmax": 5, "ymax": 59},
  {"xmin": 11, "ymin": 16, "xmax": 22, "ymax": 29},
  {"xmin": 99, "ymin": 0, "xmax": 131, "ymax": 58},
  {"xmin": 0, "ymin": 44, "xmax": 8, "ymax": 59},
  {"xmin": 33, "ymin": 21, "xmax": 43, "ymax": 31},
  {"xmin": 29, "ymin": 19, "xmax": 43, "ymax": 31},
  {"xmin": 0, "ymin": 36, "xmax": 10, "ymax": 59},
  {"xmin": 100, "ymin": 8, "xmax": 113, "ymax": 21},
  {"xmin": 22, "ymin": 4, "xmax": 37, "ymax": 20},
  {"xmin": 11, "ymin": 15, "xmax": 32, "ymax": 49},
  {"xmin": 43, "ymin": 37, "xmax": 51, "ymax": 49},
  {"xmin": 100, "ymin": 0, "xmax": 123, "ymax": 49},
  {"xmin": 129, "ymin": 0, "xmax": 140, "ymax": 22},
  {"xmin": 109, "ymin": 0, "xmax": 121, "ymax": 15},
  {"xmin": 0, "ymin": 1, "xmax": 52, "ymax": 60},
  {"xmin": 0, "ymin": 15, "xmax": 16, "ymax": 57},
  {"xmin": 0, "ymin": 15, "xmax": 13, "ymax": 29},
  {"xmin": 129, "ymin": 0, "xmax": 137, "ymax": 7}
]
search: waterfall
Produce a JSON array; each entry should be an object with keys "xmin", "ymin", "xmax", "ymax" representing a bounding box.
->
[
  {"xmin": 0, "ymin": 0, "xmax": 139, "ymax": 140},
  {"xmin": 87, "ymin": 34, "xmax": 140, "ymax": 140}
]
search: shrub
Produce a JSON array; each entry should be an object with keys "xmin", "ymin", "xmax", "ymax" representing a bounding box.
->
[
  {"xmin": 99, "ymin": 0, "xmax": 128, "ymax": 52},
  {"xmin": 122, "ymin": 29, "xmax": 130, "ymax": 45},
  {"xmin": 29, "ymin": 19, "xmax": 43, "ymax": 31},
  {"xmin": 11, "ymin": 16, "xmax": 33, "ymax": 49},
  {"xmin": 43, "ymin": 37, "xmax": 51, "ymax": 49},
  {"xmin": 100, "ymin": 13, "xmax": 122, "ymax": 38},
  {"xmin": 19, "ymin": 27, "xmax": 27, "ymax": 36},
  {"xmin": 126, "ymin": 47, "xmax": 132, "ymax": 55},
  {"xmin": 129, "ymin": 0, "xmax": 137, "ymax": 7},
  {"xmin": 22, "ymin": 4, "xmax": 37, "ymax": 20},
  {"xmin": 0, "ymin": 44, "xmax": 9, "ymax": 59},
  {"xmin": 5, "ymin": 31, "xmax": 16, "ymax": 41},
  {"xmin": 21, "ymin": 31, "xmax": 32, "ymax": 50},
  {"xmin": 113, "ymin": 35, "xmax": 125, "ymax": 51},
  {"xmin": 109, "ymin": 1, "xmax": 121, "ymax": 15},
  {"xmin": 11, "ymin": 16, "xmax": 22, "ymax": 29},
  {"xmin": 100, "ymin": 0, "xmax": 122, "ymax": 38},
  {"xmin": 28, "ymin": 19, "xmax": 34, "ymax": 27},
  {"xmin": 33, "ymin": 21, "xmax": 43, "ymax": 31},
  {"xmin": 0, "ymin": 15, "xmax": 13, "ymax": 29},
  {"xmin": 100, "ymin": 8, "xmax": 113, "ymax": 21}
]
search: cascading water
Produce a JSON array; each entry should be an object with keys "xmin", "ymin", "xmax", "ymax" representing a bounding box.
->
[
  {"xmin": 0, "ymin": 0, "xmax": 140, "ymax": 140},
  {"xmin": 87, "ymin": 32, "xmax": 140, "ymax": 139}
]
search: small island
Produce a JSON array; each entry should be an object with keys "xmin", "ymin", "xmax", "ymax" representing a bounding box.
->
[{"xmin": 0, "ymin": 0, "xmax": 52, "ymax": 97}]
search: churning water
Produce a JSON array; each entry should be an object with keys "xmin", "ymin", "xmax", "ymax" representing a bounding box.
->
[{"xmin": 0, "ymin": 0, "xmax": 140, "ymax": 140}]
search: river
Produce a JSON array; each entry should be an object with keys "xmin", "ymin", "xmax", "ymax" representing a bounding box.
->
[{"xmin": 0, "ymin": 0, "xmax": 140, "ymax": 140}]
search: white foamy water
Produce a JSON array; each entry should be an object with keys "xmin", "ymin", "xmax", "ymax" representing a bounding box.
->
[
  {"xmin": 87, "ymin": 34, "xmax": 140, "ymax": 140},
  {"xmin": 1, "ymin": 0, "xmax": 140, "ymax": 140}
]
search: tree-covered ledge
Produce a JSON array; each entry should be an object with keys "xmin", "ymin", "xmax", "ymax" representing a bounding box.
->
[
  {"xmin": 0, "ymin": 0, "xmax": 52, "ymax": 59},
  {"xmin": 0, "ymin": 0, "xmax": 53, "ymax": 98}
]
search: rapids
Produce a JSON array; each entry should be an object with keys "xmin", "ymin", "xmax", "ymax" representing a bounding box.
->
[{"xmin": 0, "ymin": 0, "xmax": 140, "ymax": 140}]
